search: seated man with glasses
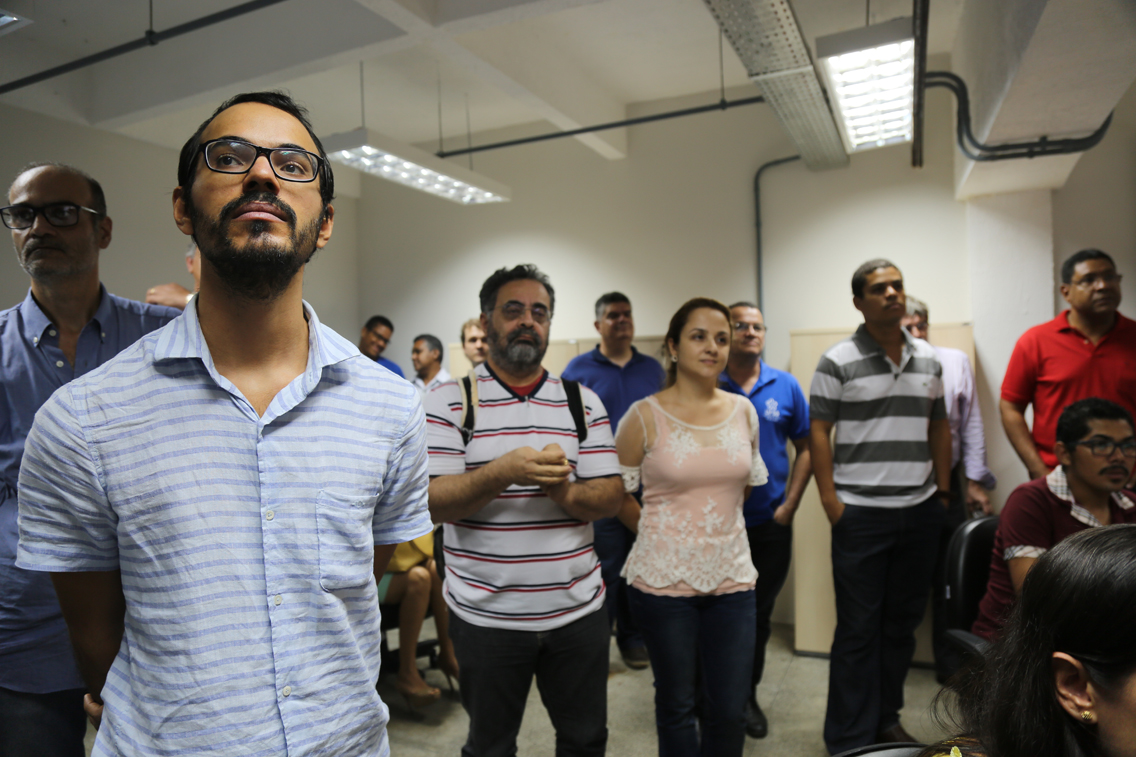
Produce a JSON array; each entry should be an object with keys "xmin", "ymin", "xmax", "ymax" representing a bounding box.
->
[
  {"xmin": 1001, "ymin": 249, "xmax": 1136, "ymax": 481},
  {"xmin": 972, "ymin": 397, "xmax": 1136, "ymax": 640},
  {"xmin": 0, "ymin": 162, "xmax": 179, "ymax": 757}
]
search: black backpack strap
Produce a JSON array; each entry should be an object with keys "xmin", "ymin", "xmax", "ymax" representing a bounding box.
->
[
  {"xmin": 460, "ymin": 375, "xmax": 476, "ymax": 445},
  {"xmin": 562, "ymin": 379, "xmax": 588, "ymax": 443}
]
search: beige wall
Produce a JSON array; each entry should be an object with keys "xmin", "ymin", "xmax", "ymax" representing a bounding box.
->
[{"xmin": 0, "ymin": 103, "xmax": 360, "ymax": 338}]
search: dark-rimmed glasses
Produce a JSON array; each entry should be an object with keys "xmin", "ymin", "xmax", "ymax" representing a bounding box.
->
[
  {"xmin": 199, "ymin": 138, "xmax": 323, "ymax": 183},
  {"xmin": 1, "ymin": 203, "xmax": 100, "ymax": 230},
  {"xmin": 1070, "ymin": 437, "xmax": 1136, "ymax": 458},
  {"xmin": 496, "ymin": 303, "xmax": 551, "ymax": 325}
]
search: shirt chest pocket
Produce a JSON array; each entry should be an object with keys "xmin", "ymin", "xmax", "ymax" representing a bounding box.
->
[{"xmin": 316, "ymin": 490, "xmax": 378, "ymax": 592}]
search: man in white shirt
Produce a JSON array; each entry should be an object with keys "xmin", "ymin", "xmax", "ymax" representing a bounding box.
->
[
  {"xmin": 902, "ymin": 296, "xmax": 996, "ymax": 682},
  {"xmin": 411, "ymin": 333, "xmax": 450, "ymax": 394}
]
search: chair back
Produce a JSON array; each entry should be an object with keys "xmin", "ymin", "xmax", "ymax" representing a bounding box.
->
[{"xmin": 944, "ymin": 514, "xmax": 999, "ymax": 632}]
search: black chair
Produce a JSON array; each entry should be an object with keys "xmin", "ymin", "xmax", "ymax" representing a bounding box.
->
[
  {"xmin": 832, "ymin": 744, "xmax": 926, "ymax": 757},
  {"xmin": 942, "ymin": 514, "xmax": 999, "ymax": 658}
]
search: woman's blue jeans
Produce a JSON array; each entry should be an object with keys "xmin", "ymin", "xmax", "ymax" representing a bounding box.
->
[{"xmin": 629, "ymin": 587, "xmax": 756, "ymax": 757}]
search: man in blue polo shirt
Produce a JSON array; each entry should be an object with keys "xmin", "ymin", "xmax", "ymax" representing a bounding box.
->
[
  {"xmin": 359, "ymin": 313, "xmax": 405, "ymax": 378},
  {"xmin": 720, "ymin": 302, "xmax": 812, "ymax": 740},
  {"xmin": 563, "ymin": 291, "xmax": 664, "ymax": 670}
]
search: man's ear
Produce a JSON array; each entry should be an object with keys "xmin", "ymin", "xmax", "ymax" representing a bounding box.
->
[
  {"xmin": 594, "ymin": 320, "xmax": 602, "ymax": 335},
  {"xmin": 1052, "ymin": 652, "xmax": 1096, "ymax": 721},
  {"xmin": 96, "ymin": 215, "xmax": 113, "ymax": 250},
  {"xmin": 1059, "ymin": 282, "xmax": 1072, "ymax": 305},
  {"xmin": 480, "ymin": 312, "xmax": 489, "ymax": 334},
  {"xmin": 315, "ymin": 204, "xmax": 334, "ymax": 249},
  {"xmin": 172, "ymin": 187, "xmax": 194, "ymax": 236},
  {"xmin": 852, "ymin": 295, "xmax": 864, "ymax": 315},
  {"xmin": 1054, "ymin": 441, "xmax": 1074, "ymax": 468}
]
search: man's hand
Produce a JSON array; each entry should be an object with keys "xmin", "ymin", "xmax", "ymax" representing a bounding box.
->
[
  {"xmin": 145, "ymin": 283, "xmax": 191, "ymax": 309},
  {"xmin": 772, "ymin": 501, "xmax": 797, "ymax": 526},
  {"xmin": 84, "ymin": 694, "xmax": 103, "ymax": 730},
  {"xmin": 820, "ymin": 495, "xmax": 845, "ymax": 526},
  {"xmin": 966, "ymin": 479, "xmax": 992, "ymax": 515},
  {"xmin": 505, "ymin": 444, "xmax": 572, "ymax": 490}
]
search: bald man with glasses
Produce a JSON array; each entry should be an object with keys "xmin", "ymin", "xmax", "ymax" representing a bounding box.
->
[{"xmin": 0, "ymin": 162, "xmax": 178, "ymax": 756}]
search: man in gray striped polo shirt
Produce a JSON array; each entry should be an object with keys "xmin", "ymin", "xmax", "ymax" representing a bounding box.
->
[{"xmin": 809, "ymin": 259, "xmax": 952, "ymax": 754}]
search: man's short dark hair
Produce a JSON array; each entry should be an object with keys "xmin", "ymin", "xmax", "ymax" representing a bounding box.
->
[
  {"xmin": 364, "ymin": 315, "xmax": 393, "ymax": 333},
  {"xmin": 479, "ymin": 264, "xmax": 555, "ymax": 315},
  {"xmin": 12, "ymin": 162, "xmax": 107, "ymax": 217},
  {"xmin": 177, "ymin": 91, "xmax": 335, "ymax": 208},
  {"xmin": 1055, "ymin": 398, "xmax": 1134, "ymax": 448},
  {"xmin": 414, "ymin": 334, "xmax": 443, "ymax": 356},
  {"xmin": 594, "ymin": 292, "xmax": 630, "ymax": 320},
  {"xmin": 728, "ymin": 301, "xmax": 758, "ymax": 311},
  {"xmin": 851, "ymin": 258, "xmax": 900, "ymax": 298},
  {"xmin": 1060, "ymin": 249, "xmax": 1116, "ymax": 284}
]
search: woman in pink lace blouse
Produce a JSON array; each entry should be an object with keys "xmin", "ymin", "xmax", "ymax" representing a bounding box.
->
[{"xmin": 615, "ymin": 298, "xmax": 768, "ymax": 756}]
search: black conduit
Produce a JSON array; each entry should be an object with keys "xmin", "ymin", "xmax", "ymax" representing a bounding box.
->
[
  {"xmin": 911, "ymin": 0, "xmax": 930, "ymax": 167},
  {"xmin": 753, "ymin": 155, "xmax": 800, "ymax": 312},
  {"xmin": 925, "ymin": 71, "xmax": 1113, "ymax": 162},
  {"xmin": 0, "ymin": 0, "xmax": 292, "ymax": 96},
  {"xmin": 436, "ymin": 95, "xmax": 766, "ymax": 159}
]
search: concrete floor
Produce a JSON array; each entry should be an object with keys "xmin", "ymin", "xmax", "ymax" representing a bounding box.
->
[{"xmin": 85, "ymin": 622, "xmax": 951, "ymax": 755}]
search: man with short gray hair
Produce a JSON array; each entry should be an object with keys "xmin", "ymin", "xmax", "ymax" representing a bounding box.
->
[{"xmin": 411, "ymin": 333, "xmax": 450, "ymax": 394}]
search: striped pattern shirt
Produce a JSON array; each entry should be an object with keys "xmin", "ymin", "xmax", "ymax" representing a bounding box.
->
[
  {"xmin": 17, "ymin": 301, "xmax": 431, "ymax": 757},
  {"xmin": 424, "ymin": 362, "xmax": 620, "ymax": 631},
  {"xmin": 810, "ymin": 325, "xmax": 946, "ymax": 507}
]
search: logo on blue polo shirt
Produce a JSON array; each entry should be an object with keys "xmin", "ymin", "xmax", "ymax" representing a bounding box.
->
[{"xmin": 764, "ymin": 398, "xmax": 781, "ymax": 422}]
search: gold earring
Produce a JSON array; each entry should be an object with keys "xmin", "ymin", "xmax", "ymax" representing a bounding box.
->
[{"xmin": 1081, "ymin": 710, "xmax": 1093, "ymax": 723}]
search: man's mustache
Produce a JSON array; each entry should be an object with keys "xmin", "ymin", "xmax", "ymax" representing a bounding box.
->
[
  {"xmin": 507, "ymin": 326, "xmax": 541, "ymax": 344},
  {"xmin": 220, "ymin": 192, "xmax": 297, "ymax": 226}
]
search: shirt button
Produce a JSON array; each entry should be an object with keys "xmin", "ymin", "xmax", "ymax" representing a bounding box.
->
[
  {"xmin": 55, "ymin": 360, "xmax": 64, "ymax": 368},
  {"xmin": 33, "ymin": 337, "xmax": 39, "ymax": 344},
  {"xmin": 49, "ymin": 329, "xmax": 57, "ymax": 336},
  {"xmin": 273, "ymin": 595, "xmax": 282, "ymax": 606},
  {"xmin": 282, "ymin": 686, "xmax": 292, "ymax": 697},
  {"xmin": 266, "ymin": 511, "xmax": 275, "ymax": 521}
]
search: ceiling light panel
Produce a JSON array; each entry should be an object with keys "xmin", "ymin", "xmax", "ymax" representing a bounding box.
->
[
  {"xmin": 0, "ymin": 7, "xmax": 32, "ymax": 37},
  {"xmin": 817, "ymin": 18, "xmax": 915, "ymax": 153},
  {"xmin": 322, "ymin": 128, "xmax": 510, "ymax": 205}
]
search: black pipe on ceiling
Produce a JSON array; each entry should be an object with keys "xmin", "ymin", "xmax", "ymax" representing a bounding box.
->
[
  {"xmin": 435, "ymin": 95, "xmax": 766, "ymax": 159},
  {"xmin": 911, "ymin": 0, "xmax": 930, "ymax": 167},
  {"xmin": 0, "ymin": 0, "xmax": 292, "ymax": 96}
]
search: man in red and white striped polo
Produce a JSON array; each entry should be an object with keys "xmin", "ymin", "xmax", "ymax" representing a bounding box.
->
[{"xmin": 425, "ymin": 264, "xmax": 623, "ymax": 756}]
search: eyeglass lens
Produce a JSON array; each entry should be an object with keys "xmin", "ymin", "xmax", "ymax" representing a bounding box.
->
[
  {"xmin": 205, "ymin": 140, "xmax": 319, "ymax": 182},
  {"xmin": 500, "ymin": 303, "xmax": 550, "ymax": 323},
  {"xmin": 1084, "ymin": 439, "xmax": 1136, "ymax": 457},
  {"xmin": 1, "ymin": 203, "xmax": 82, "ymax": 230}
]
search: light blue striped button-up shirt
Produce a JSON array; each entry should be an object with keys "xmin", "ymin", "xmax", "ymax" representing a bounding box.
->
[{"xmin": 16, "ymin": 300, "xmax": 431, "ymax": 757}]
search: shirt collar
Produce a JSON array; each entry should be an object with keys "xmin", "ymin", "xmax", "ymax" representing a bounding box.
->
[
  {"xmin": 852, "ymin": 323, "xmax": 915, "ymax": 360},
  {"xmin": 1046, "ymin": 466, "xmax": 1136, "ymax": 527},
  {"xmin": 720, "ymin": 359, "xmax": 774, "ymax": 395},
  {"xmin": 591, "ymin": 345, "xmax": 640, "ymax": 367},
  {"xmin": 19, "ymin": 284, "xmax": 111, "ymax": 345}
]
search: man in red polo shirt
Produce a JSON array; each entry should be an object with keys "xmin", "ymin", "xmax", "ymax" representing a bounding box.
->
[
  {"xmin": 972, "ymin": 398, "xmax": 1136, "ymax": 639},
  {"xmin": 1000, "ymin": 249, "xmax": 1136, "ymax": 480}
]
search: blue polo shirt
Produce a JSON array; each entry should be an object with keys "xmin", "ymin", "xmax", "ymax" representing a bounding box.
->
[
  {"xmin": 377, "ymin": 355, "xmax": 405, "ymax": 378},
  {"xmin": 562, "ymin": 345, "xmax": 665, "ymax": 430},
  {"xmin": 721, "ymin": 361, "xmax": 810, "ymax": 526}
]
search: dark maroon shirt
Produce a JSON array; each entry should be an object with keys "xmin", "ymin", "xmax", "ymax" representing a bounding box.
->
[{"xmin": 971, "ymin": 472, "xmax": 1136, "ymax": 640}]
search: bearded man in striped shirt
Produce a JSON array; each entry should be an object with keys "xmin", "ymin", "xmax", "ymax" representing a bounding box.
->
[{"xmin": 425, "ymin": 264, "xmax": 623, "ymax": 757}]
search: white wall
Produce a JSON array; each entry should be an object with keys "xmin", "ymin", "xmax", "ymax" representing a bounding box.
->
[{"xmin": 0, "ymin": 103, "xmax": 360, "ymax": 338}]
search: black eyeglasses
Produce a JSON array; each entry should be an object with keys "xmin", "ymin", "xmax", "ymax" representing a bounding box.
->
[
  {"xmin": 496, "ymin": 303, "xmax": 551, "ymax": 324},
  {"xmin": 1, "ymin": 202, "xmax": 101, "ymax": 230},
  {"xmin": 734, "ymin": 323, "xmax": 766, "ymax": 333},
  {"xmin": 1070, "ymin": 437, "xmax": 1136, "ymax": 458},
  {"xmin": 200, "ymin": 139, "xmax": 323, "ymax": 183}
]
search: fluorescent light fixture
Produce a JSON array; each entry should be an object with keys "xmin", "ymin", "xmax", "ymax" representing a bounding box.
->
[
  {"xmin": 322, "ymin": 128, "xmax": 510, "ymax": 205},
  {"xmin": 816, "ymin": 17, "xmax": 915, "ymax": 153},
  {"xmin": 0, "ymin": 7, "xmax": 32, "ymax": 37}
]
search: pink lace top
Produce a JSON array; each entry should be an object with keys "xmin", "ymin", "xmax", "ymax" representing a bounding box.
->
[{"xmin": 618, "ymin": 395, "xmax": 768, "ymax": 596}]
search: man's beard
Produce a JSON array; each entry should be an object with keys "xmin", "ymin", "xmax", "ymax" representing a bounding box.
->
[
  {"xmin": 486, "ymin": 318, "xmax": 546, "ymax": 374},
  {"xmin": 190, "ymin": 191, "xmax": 322, "ymax": 302}
]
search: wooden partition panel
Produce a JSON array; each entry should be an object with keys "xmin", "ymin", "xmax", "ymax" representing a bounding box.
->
[{"xmin": 789, "ymin": 324, "xmax": 974, "ymax": 660}]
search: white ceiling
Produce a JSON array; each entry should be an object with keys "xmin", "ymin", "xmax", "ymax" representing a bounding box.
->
[{"xmin": 0, "ymin": 0, "xmax": 964, "ymax": 157}]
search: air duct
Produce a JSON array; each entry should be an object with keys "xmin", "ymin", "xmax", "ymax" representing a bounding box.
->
[{"xmin": 702, "ymin": 0, "xmax": 849, "ymax": 170}]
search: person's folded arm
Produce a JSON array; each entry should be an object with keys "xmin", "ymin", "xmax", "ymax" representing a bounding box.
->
[
  {"xmin": 429, "ymin": 446, "xmax": 572, "ymax": 523},
  {"xmin": 545, "ymin": 475, "xmax": 624, "ymax": 522}
]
